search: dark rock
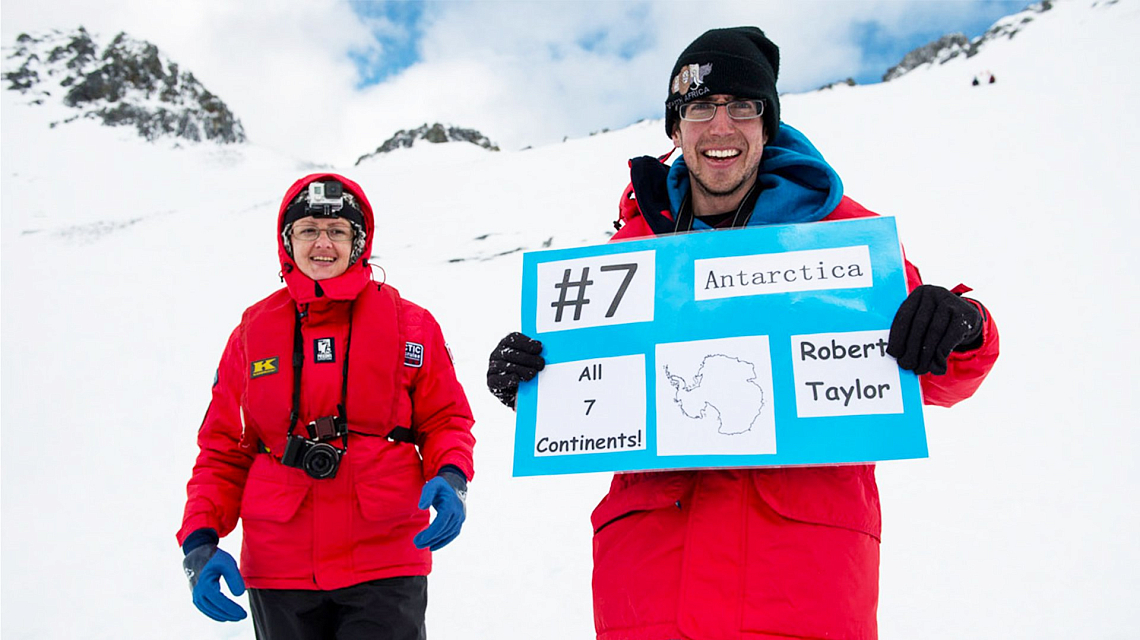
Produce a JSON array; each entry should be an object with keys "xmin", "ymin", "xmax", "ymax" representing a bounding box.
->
[
  {"xmin": 355, "ymin": 122, "xmax": 499, "ymax": 165},
  {"xmin": 883, "ymin": 34, "xmax": 971, "ymax": 82},
  {"xmin": 3, "ymin": 26, "xmax": 246, "ymax": 144},
  {"xmin": 816, "ymin": 77, "xmax": 857, "ymax": 91},
  {"xmin": 882, "ymin": 2, "xmax": 1054, "ymax": 82},
  {"xmin": 971, "ymin": 1, "xmax": 1053, "ymax": 49}
]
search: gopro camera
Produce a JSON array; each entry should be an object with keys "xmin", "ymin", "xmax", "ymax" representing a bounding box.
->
[
  {"xmin": 307, "ymin": 181, "xmax": 345, "ymax": 215},
  {"xmin": 280, "ymin": 415, "xmax": 346, "ymax": 479}
]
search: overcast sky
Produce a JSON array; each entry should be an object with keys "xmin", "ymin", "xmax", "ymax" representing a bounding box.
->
[{"xmin": 1, "ymin": 0, "xmax": 1025, "ymax": 163}]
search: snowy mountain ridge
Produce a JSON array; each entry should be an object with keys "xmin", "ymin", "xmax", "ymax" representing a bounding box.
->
[
  {"xmin": 3, "ymin": 26, "xmax": 245, "ymax": 144},
  {"xmin": 355, "ymin": 122, "xmax": 500, "ymax": 165},
  {"xmin": 883, "ymin": 1, "xmax": 1055, "ymax": 81}
]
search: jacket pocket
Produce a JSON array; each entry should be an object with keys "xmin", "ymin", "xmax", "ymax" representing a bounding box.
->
[
  {"xmin": 741, "ymin": 466, "xmax": 882, "ymax": 639},
  {"xmin": 351, "ymin": 438, "xmax": 425, "ymax": 526},
  {"xmin": 355, "ymin": 480, "xmax": 423, "ymax": 526},
  {"xmin": 591, "ymin": 472, "xmax": 692, "ymax": 534},
  {"xmin": 238, "ymin": 456, "xmax": 312, "ymax": 579},
  {"xmin": 591, "ymin": 472, "xmax": 694, "ymax": 634},
  {"xmin": 752, "ymin": 465, "xmax": 881, "ymax": 539},
  {"xmin": 351, "ymin": 459, "xmax": 429, "ymax": 572}
]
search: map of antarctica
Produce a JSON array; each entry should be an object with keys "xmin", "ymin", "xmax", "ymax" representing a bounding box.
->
[
  {"xmin": 655, "ymin": 336, "xmax": 778, "ymax": 456},
  {"xmin": 664, "ymin": 355, "xmax": 765, "ymax": 435}
]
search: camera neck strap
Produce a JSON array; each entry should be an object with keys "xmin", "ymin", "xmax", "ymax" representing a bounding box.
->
[
  {"xmin": 673, "ymin": 179, "xmax": 761, "ymax": 233},
  {"xmin": 287, "ymin": 305, "xmax": 353, "ymax": 452}
]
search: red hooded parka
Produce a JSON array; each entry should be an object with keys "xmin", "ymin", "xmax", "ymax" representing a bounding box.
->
[
  {"xmin": 591, "ymin": 156, "xmax": 999, "ymax": 639},
  {"xmin": 177, "ymin": 173, "xmax": 475, "ymax": 591}
]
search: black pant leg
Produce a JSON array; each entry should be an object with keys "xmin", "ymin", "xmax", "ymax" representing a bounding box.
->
[
  {"xmin": 249, "ymin": 588, "xmax": 336, "ymax": 640},
  {"xmin": 333, "ymin": 576, "xmax": 428, "ymax": 640}
]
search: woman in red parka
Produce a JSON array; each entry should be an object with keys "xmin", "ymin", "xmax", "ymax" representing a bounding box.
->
[{"xmin": 178, "ymin": 173, "xmax": 475, "ymax": 640}]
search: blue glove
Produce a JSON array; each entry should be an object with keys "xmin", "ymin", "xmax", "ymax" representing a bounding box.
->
[
  {"xmin": 183, "ymin": 538, "xmax": 247, "ymax": 622},
  {"xmin": 413, "ymin": 467, "xmax": 467, "ymax": 551}
]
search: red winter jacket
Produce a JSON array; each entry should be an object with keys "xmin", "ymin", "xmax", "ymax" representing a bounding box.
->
[
  {"xmin": 177, "ymin": 173, "xmax": 475, "ymax": 590},
  {"xmin": 592, "ymin": 167, "xmax": 998, "ymax": 639}
]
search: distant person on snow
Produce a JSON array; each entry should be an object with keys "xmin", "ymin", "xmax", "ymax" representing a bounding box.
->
[
  {"xmin": 486, "ymin": 27, "xmax": 999, "ymax": 639},
  {"xmin": 177, "ymin": 173, "xmax": 475, "ymax": 639},
  {"xmin": 972, "ymin": 71, "xmax": 997, "ymax": 86}
]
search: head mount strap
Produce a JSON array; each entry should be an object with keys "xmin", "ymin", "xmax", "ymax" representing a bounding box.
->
[{"xmin": 283, "ymin": 200, "xmax": 365, "ymax": 228}]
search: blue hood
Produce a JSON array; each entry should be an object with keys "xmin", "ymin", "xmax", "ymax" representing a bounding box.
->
[{"xmin": 666, "ymin": 123, "xmax": 843, "ymax": 229}]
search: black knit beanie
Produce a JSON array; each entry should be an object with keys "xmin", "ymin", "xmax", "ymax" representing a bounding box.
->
[{"xmin": 665, "ymin": 27, "xmax": 781, "ymax": 139}]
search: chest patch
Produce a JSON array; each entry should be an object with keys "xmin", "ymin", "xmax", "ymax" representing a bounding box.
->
[
  {"xmin": 314, "ymin": 337, "xmax": 336, "ymax": 363},
  {"xmin": 405, "ymin": 342, "xmax": 424, "ymax": 368},
  {"xmin": 251, "ymin": 357, "xmax": 279, "ymax": 378}
]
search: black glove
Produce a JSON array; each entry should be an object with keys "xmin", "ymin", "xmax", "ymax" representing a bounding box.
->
[
  {"xmin": 487, "ymin": 332, "xmax": 545, "ymax": 408},
  {"xmin": 887, "ymin": 284, "xmax": 983, "ymax": 376}
]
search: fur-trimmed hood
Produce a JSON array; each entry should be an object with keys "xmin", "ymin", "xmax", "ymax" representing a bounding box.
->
[{"xmin": 275, "ymin": 173, "xmax": 375, "ymax": 304}]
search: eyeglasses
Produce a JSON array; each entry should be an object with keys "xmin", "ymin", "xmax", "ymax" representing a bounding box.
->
[
  {"xmin": 291, "ymin": 226, "xmax": 354, "ymax": 243},
  {"xmin": 678, "ymin": 99, "xmax": 764, "ymax": 122}
]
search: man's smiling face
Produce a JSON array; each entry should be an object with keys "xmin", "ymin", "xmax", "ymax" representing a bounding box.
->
[{"xmin": 671, "ymin": 94, "xmax": 768, "ymax": 215}]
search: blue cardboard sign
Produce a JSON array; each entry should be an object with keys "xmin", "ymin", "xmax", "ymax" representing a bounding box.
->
[{"xmin": 513, "ymin": 216, "xmax": 927, "ymax": 477}]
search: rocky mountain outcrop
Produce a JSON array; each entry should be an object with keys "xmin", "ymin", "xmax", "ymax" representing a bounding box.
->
[
  {"xmin": 3, "ymin": 27, "xmax": 245, "ymax": 144},
  {"xmin": 355, "ymin": 123, "xmax": 498, "ymax": 165},
  {"xmin": 883, "ymin": 1, "xmax": 1054, "ymax": 82},
  {"xmin": 817, "ymin": 77, "xmax": 858, "ymax": 91},
  {"xmin": 883, "ymin": 34, "xmax": 972, "ymax": 82}
]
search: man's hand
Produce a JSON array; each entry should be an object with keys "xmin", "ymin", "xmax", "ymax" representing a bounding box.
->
[
  {"xmin": 183, "ymin": 542, "xmax": 246, "ymax": 622},
  {"xmin": 486, "ymin": 332, "xmax": 545, "ymax": 408},
  {"xmin": 888, "ymin": 284, "xmax": 983, "ymax": 375},
  {"xmin": 414, "ymin": 468, "xmax": 468, "ymax": 551}
]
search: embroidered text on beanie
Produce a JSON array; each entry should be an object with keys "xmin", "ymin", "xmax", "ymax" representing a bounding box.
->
[{"xmin": 665, "ymin": 26, "xmax": 780, "ymax": 139}]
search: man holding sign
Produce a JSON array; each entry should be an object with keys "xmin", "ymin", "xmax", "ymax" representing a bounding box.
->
[{"xmin": 488, "ymin": 27, "xmax": 999, "ymax": 640}]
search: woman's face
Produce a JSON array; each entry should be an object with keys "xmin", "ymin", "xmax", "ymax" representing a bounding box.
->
[{"xmin": 289, "ymin": 216, "xmax": 354, "ymax": 280}]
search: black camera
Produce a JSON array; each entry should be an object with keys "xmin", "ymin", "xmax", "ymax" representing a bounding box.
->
[{"xmin": 281, "ymin": 416, "xmax": 346, "ymax": 479}]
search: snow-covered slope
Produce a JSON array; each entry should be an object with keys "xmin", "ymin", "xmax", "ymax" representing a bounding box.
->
[{"xmin": 2, "ymin": 1, "xmax": 1138, "ymax": 638}]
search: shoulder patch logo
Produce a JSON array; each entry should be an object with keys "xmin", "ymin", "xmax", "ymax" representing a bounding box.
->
[
  {"xmin": 314, "ymin": 337, "xmax": 335, "ymax": 363},
  {"xmin": 405, "ymin": 342, "xmax": 424, "ymax": 368},
  {"xmin": 251, "ymin": 357, "xmax": 279, "ymax": 378}
]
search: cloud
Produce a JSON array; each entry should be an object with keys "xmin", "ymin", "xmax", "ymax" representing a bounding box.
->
[{"xmin": 1, "ymin": 0, "xmax": 1023, "ymax": 164}]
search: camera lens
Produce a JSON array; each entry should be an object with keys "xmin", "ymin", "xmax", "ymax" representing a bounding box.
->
[{"xmin": 303, "ymin": 443, "xmax": 340, "ymax": 479}]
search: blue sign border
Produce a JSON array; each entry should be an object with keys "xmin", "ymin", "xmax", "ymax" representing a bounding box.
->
[{"xmin": 514, "ymin": 217, "xmax": 927, "ymax": 476}]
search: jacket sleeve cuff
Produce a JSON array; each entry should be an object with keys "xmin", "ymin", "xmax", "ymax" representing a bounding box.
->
[
  {"xmin": 951, "ymin": 297, "xmax": 990, "ymax": 354},
  {"xmin": 181, "ymin": 528, "xmax": 220, "ymax": 555},
  {"xmin": 438, "ymin": 464, "xmax": 468, "ymax": 483},
  {"xmin": 177, "ymin": 513, "xmax": 221, "ymax": 547},
  {"xmin": 431, "ymin": 458, "xmax": 474, "ymax": 483}
]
